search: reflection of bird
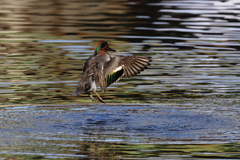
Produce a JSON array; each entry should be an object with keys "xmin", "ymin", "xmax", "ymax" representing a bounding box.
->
[{"xmin": 72, "ymin": 41, "xmax": 151, "ymax": 103}]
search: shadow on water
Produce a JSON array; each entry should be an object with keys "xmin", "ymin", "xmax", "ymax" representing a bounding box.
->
[{"xmin": 0, "ymin": 0, "xmax": 240, "ymax": 159}]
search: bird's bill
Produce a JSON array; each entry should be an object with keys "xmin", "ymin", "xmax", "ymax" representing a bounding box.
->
[{"xmin": 108, "ymin": 47, "xmax": 116, "ymax": 52}]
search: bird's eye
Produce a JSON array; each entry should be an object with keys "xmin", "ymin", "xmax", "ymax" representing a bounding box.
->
[{"xmin": 101, "ymin": 43, "xmax": 107, "ymax": 48}]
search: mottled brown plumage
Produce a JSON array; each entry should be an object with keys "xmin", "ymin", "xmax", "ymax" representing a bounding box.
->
[{"xmin": 72, "ymin": 41, "xmax": 151, "ymax": 103}]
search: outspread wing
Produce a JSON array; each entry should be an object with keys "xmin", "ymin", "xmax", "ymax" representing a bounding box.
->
[
  {"xmin": 120, "ymin": 56, "xmax": 151, "ymax": 77},
  {"xmin": 75, "ymin": 54, "xmax": 151, "ymax": 94},
  {"xmin": 106, "ymin": 65, "xmax": 124, "ymax": 87},
  {"xmin": 102, "ymin": 55, "xmax": 151, "ymax": 88},
  {"xmin": 97, "ymin": 56, "xmax": 124, "ymax": 89}
]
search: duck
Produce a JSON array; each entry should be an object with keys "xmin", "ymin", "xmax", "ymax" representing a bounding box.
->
[{"xmin": 72, "ymin": 41, "xmax": 151, "ymax": 103}]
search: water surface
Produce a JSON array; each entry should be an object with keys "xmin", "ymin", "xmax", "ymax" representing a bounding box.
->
[
  {"xmin": 0, "ymin": 0, "xmax": 240, "ymax": 159},
  {"xmin": 0, "ymin": 0, "xmax": 240, "ymax": 104},
  {"xmin": 0, "ymin": 101, "xmax": 239, "ymax": 159}
]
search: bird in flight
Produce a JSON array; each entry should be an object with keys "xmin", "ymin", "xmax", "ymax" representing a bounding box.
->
[{"xmin": 72, "ymin": 41, "xmax": 151, "ymax": 103}]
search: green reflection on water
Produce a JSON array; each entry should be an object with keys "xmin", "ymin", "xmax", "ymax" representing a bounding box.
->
[
  {"xmin": 1, "ymin": 142, "xmax": 240, "ymax": 159},
  {"xmin": 0, "ymin": 33, "xmax": 133, "ymax": 104},
  {"xmin": 1, "ymin": 0, "xmax": 240, "ymax": 104},
  {"xmin": 1, "ymin": 32, "xmax": 240, "ymax": 105}
]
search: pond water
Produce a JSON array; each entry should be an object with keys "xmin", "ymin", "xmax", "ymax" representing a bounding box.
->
[
  {"xmin": 0, "ymin": 0, "xmax": 240, "ymax": 159},
  {"xmin": 1, "ymin": 0, "xmax": 240, "ymax": 104},
  {"xmin": 0, "ymin": 102, "xmax": 239, "ymax": 159}
]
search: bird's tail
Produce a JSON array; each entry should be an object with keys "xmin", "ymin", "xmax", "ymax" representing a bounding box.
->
[
  {"xmin": 72, "ymin": 82, "xmax": 90, "ymax": 96},
  {"xmin": 72, "ymin": 83, "xmax": 84, "ymax": 96},
  {"xmin": 72, "ymin": 89, "xmax": 82, "ymax": 96}
]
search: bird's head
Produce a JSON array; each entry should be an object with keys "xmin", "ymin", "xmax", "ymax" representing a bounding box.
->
[{"xmin": 94, "ymin": 41, "xmax": 116, "ymax": 56}]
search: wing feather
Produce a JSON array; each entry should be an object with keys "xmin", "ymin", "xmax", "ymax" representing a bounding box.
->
[
  {"xmin": 95, "ymin": 55, "xmax": 151, "ymax": 89},
  {"xmin": 107, "ymin": 66, "xmax": 124, "ymax": 86},
  {"xmin": 119, "ymin": 56, "xmax": 151, "ymax": 77}
]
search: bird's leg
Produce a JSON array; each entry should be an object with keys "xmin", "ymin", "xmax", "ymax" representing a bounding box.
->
[
  {"xmin": 93, "ymin": 90, "xmax": 105, "ymax": 103},
  {"xmin": 87, "ymin": 92, "xmax": 95, "ymax": 102}
]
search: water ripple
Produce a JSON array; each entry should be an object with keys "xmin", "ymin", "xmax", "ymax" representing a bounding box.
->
[{"xmin": 0, "ymin": 0, "xmax": 239, "ymax": 104}]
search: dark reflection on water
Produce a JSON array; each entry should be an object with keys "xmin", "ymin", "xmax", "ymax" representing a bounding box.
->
[{"xmin": 0, "ymin": 0, "xmax": 240, "ymax": 104}]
